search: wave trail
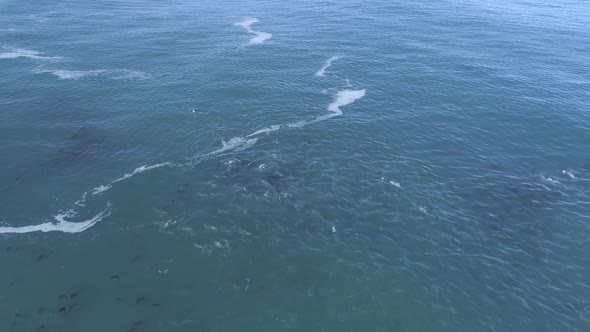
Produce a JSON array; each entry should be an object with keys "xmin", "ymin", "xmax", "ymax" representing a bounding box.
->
[
  {"xmin": 0, "ymin": 205, "xmax": 111, "ymax": 234},
  {"xmin": 34, "ymin": 69, "xmax": 151, "ymax": 80},
  {"xmin": 252, "ymin": 89, "xmax": 366, "ymax": 131},
  {"xmin": 328, "ymin": 89, "xmax": 366, "ymax": 115},
  {"xmin": 316, "ymin": 56, "xmax": 341, "ymax": 76},
  {"xmin": 0, "ymin": 48, "xmax": 61, "ymax": 60},
  {"xmin": 92, "ymin": 162, "xmax": 175, "ymax": 195},
  {"xmin": 0, "ymin": 88, "xmax": 365, "ymax": 235},
  {"xmin": 234, "ymin": 17, "xmax": 272, "ymax": 45}
]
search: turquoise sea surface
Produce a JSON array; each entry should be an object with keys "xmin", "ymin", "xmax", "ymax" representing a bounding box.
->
[{"xmin": 1, "ymin": 0, "xmax": 590, "ymax": 331}]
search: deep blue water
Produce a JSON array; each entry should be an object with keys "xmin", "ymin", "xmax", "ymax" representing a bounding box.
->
[{"xmin": 1, "ymin": 0, "xmax": 590, "ymax": 331}]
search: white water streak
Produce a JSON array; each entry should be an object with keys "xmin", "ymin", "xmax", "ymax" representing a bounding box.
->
[
  {"xmin": 0, "ymin": 205, "xmax": 111, "ymax": 234},
  {"xmin": 0, "ymin": 48, "xmax": 61, "ymax": 60},
  {"xmin": 316, "ymin": 56, "xmax": 341, "ymax": 76},
  {"xmin": 1, "ymin": 89, "xmax": 365, "ymax": 235},
  {"xmin": 92, "ymin": 162, "xmax": 175, "ymax": 195},
  {"xmin": 34, "ymin": 69, "xmax": 151, "ymax": 80},
  {"xmin": 562, "ymin": 170, "xmax": 576, "ymax": 179},
  {"xmin": 234, "ymin": 17, "xmax": 272, "ymax": 45}
]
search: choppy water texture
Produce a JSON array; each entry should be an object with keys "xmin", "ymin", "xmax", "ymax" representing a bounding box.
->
[{"xmin": 1, "ymin": 0, "xmax": 590, "ymax": 331}]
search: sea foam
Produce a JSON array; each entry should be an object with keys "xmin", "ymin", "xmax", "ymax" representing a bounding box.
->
[
  {"xmin": 0, "ymin": 48, "xmax": 61, "ymax": 60},
  {"xmin": 389, "ymin": 181, "xmax": 402, "ymax": 188},
  {"xmin": 234, "ymin": 17, "xmax": 272, "ymax": 45},
  {"xmin": 328, "ymin": 89, "xmax": 367, "ymax": 114},
  {"xmin": 253, "ymin": 89, "xmax": 366, "ymax": 133},
  {"xmin": 0, "ymin": 205, "xmax": 111, "ymax": 234},
  {"xmin": 0, "ymin": 84, "xmax": 365, "ymax": 236},
  {"xmin": 542, "ymin": 175, "xmax": 561, "ymax": 186},
  {"xmin": 562, "ymin": 170, "xmax": 576, "ymax": 179},
  {"xmin": 247, "ymin": 89, "xmax": 366, "ymax": 135},
  {"xmin": 35, "ymin": 69, "xmax": 151, "ymax": 80},
  {"xmin": 316, "ymin": 56, "xmax": 341, "ymax": 76},
  {"xmin": 216, "ymin": 137, "xmax": 259, "ymax": 154},
  {"xmin": 247, "ymin": 124, "xmax": 282, "ymax": 137},
  {"xmin": 92, "ymin": 162, "xmax": 174, "ymax": 195}
]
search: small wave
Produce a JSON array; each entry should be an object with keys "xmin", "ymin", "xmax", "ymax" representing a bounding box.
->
[
  {"xmin": 0, "ymin": 205, "xmax": 111, "ymax": 234},
  {"xmin": 92, "ymin": 138, "xmax": 258, "ymax": 198},
  {"xmin": 299, "ymin": 89, "xmax": 366, "ymax": 124},
  {"xmin": 542, "ymin": 175, "xmax": 561, "ymax": 186},
  {"xmin": 234, "ymin": 17, "xmax": 259, "ymax": 28},
  {"xmin": 254, "ymin": 89, "xmax": 366, "ymax": 132},
  {"xmin": 389, "ymin": 180, "xmax": 402, "ymax": 188},
  {"xmin": 1, "ymin": 85, "xmax": 365, "ymax": 236},
  {"xmin": 91, "ymin": 89, "xmax": 365, "ymax": 200},
  {"xmin": 287, "ymin": 120, "xmax": 308, "ymax": 128},
  {"xmin": 110, "ymin": 70, "xmax": 152, "ymax": 80},
  {"xmin": 92, "ymin": 162, "xmax": 174, "ymax": 195},
  {"xmin": 0, "ymin": 48, "xmax": 61, "ymax": 60},
  {"xmin": 316, "ymin": 56, "xmax": 341, "ymax": 76},
  {"xmin": 37, "ymin": 69, "xmax": 106, "ymax": 79},
  {"xmin": 328, "ymin": 89, "xmax": 367, "ymax": 114},
  {"xmin": 34, "ymin": 69, "xmax": 151, "ymax": 80},
  {"xmin": 74, "ymin": 192, "xmax": 88, "ymax": 207},
  {"xmin": 217, "ymin": 137, "xmax": 259, "ymax": 154},
  {"xmin": 562, "ymin": 170, "xmax": 576, "ymax": 179},
  {"xmin": 91, "ymin": 185, "xmax": 112, "ymax": 195},
  {"xmin": 247, "ymin": 124, "xmax": 282, "ymax": 137},
  {"xmin": 234, "ymin": 17, "xmax": 272, "ymax": 45}
]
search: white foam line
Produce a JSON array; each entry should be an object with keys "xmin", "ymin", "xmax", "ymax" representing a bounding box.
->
[
  {"xmin": 34, "ymin": 69, "xmax": 151, "ymax": 80},
  {"xmin": 93, "ymin": 137, "xmax": 261, "ymax": 197},
  {"xmin": 327, "ymin": 89, "xmax": 366, "ymax": 114},
  {"xmin": 0, "ymin": 205, "xmax": 111, "ymax": 234},
  {"xmin": 90, "ymin": 137, "xmax": 260, "ymax": 196},
  {"xmin": 0, "ymin": 89, "xmax": 365, "ymax": 235},
  {"xmin": 92, "ymin": 162, "xmax": 174, "ymax": 195},
  {"xmin": 249, "ymin": 89, "xmax": 366, "ymax": 131},
  {"xmin": 218, "ymin": 137, "xmax": 259, "ymax": 153},
  {"xmin": 389, "ymin": 181, "xmax": 402, "ymax": 188},
  {"xmin": 295, "ymin": 89, "xmax": 367, "ymax": 127},
  {"xmin": 562, "ymin": 170, "xmax": 576, "ymax": 179},
  {"xmin": 36, "ymin": 69, "xmax": 107, "ymax": 79},
  {"xmin": 247, "ymin": 124, "xmax": 282, "ymax": 137},
  {"xmin": 316, "ymin": 56, "xmax": 341, "ymax": 76},
  {"xmin": 193, "ymin": 90, "xmax": 365, "ymax": 167},
  {"xmin": 75, "ymin": 192, "xmax": 88, "ymax": 207},
  {"xmin": 188, "ymin": 137, "xmax": 260, "ymax": 164},
  {"xmin": 542, "ymin": 175, "xmax": 561, "ymax": 186},
  {"xmin": 0, "ymin": 48, "xmax": 61, "ymax": 60},
  {"xmin": 234, "ymin": 17, "xmax": 272, "ymax": 45}
]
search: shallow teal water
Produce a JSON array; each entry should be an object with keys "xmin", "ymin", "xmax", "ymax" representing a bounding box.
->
[{"xmin": 1, "ymin": 0, "xmax": 590, "ymax": 331}]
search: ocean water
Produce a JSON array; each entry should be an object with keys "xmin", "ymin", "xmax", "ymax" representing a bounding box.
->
[{"xmin": 1, "ymin": 0, "xmax": 590, "ymax": 330}]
